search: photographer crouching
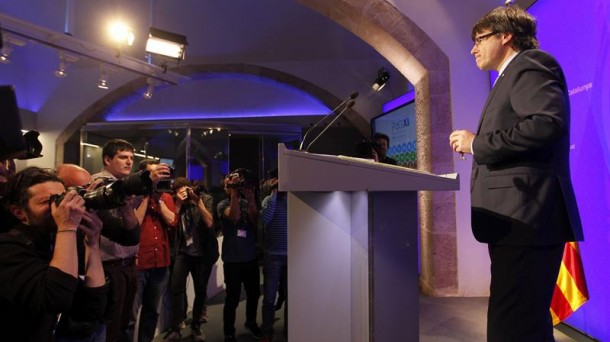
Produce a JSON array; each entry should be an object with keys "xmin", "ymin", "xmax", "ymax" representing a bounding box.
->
[
  {"xmin": 0, "ymin": 167, "xmax": 107, "ymax": 341},
  {"xmin": 217, "ymin": 168, "xmax": 263, "ymax": 341}
]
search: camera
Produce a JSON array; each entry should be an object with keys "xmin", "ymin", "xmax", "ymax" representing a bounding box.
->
[
  {"xmin": 354, "ymin": 137, "xmax": 381, "ymax": 159},
  {"xmin": 156, "ymin": 165, "xmax": 176, "ymax": 193},
  {"xmin": 192, "ymin": 184, "xmax": 207, "ymax": 196},
  {"xmin": 226, "ymin": 168, "xmax": 258, "ymax": 189},
  {"xmin": 51, "ymin": 170, "xmax": 153, "ymax": 210}
]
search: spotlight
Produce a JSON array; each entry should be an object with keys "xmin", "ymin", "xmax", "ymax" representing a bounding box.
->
[
  {"xmin": 145, "ymin": 27, "xmax": 188, "ymax": 63},
  {"xmin": 372, "ymin": 68, "xmax": 390, "ymax": 91},
  {"xmin": 55, "ymin": 59, "xmax": 67, "ymax": 78},
  {"xmin": 143, "ymin": 78, "xmax": 155, "ymax": 99},
  {"xmin": 97, "ymin": 65, "xmax": 110, "ymax": 89},
  {"xmin": 0, "ymin": 34, "xmax": 26, "ymax": 64},
  {"xmin": 97, "ymin": 77, "xmax": 108, "ymax": 89},
  {"xmin": 0, "ymin": 44, "xmax": 12, "ymax": 64},
  {"xmin": 109, "ymin": 21, "xmax": 135, "ymax": 46},
  {"xmin": 54, "ymin": 52, "xmax": 78, "ymax": 78}
]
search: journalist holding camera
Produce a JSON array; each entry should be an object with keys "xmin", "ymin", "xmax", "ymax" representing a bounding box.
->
[
  {"xmin": 164, "ymin": 177, "xmax": 216, "ymax": 341},
  {"xmin": 217, "ymin": 168, "xmax": 263, "ymax": 341},
  {"xmin": 129, "ymin": 158, "xmax": 177, "ymax": 342},
  {"xmin": 91, "ymin": 139, "xmax": 171, "ymax": 342},
  {"xmin": 0, "ymin": 166, "xmax": 107, "ymax": 341}
]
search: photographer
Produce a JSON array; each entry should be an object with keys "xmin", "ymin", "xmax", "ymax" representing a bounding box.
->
[
  {"xmin": 0, "ymin": 167, "xmax": 106, "ymax": 341},
  {"xmin": 164, "ymin": 177, "xmax": 216, "ymax": 341},
  {"xmin": 373, "ymin": 132, "xmax": 398, "ymax": 165},
  {"xmin": 259, "ymin": 168, "xmax": 288, "ymax": 342},
  {"xmin": 217, "ymin": 169, "xmax": 263, "ymax": 342},
  {"xmin": 92, "ymin": 139, "xmax": 142, "ymax": 342},
  {"xmin": 129, "ymin": 159, "xmax": 177, "ymax": 342}
]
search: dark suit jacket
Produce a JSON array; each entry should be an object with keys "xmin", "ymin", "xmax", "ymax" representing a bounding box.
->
[{"xmin": 470, "ymin": 49, "xmax": 584, "ymax": 246}]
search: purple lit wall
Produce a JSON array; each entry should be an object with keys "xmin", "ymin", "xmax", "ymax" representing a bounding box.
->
[{"xmin": 530, "ymin": 0, "xmax": 610, "ymax": 339}]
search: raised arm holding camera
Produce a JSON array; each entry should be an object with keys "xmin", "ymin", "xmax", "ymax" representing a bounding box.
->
[
  {"xmin": 0, "ymin": 167, "xmax": 107, "ymax": 341},
  {"xmin": 128, "ymin": 158, "xmax": 177, "ymax": 342},
  {"xmin": 92, "ymin": 139, "xmax": 142, "ymax": 342},
  {"xmin": 164, "ymin": 177, "xmax": 217, "ymax": 341},
  {"xmin": 217, "ymin": 168, "xmax": 263, "ymax": 342}
]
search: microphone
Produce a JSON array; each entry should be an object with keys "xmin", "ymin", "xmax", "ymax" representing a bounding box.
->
[
  {"xmin": 299, "ymin": 91, "xmax": 359, "ymax": 150},
  {"xmin": 305, "ymin": 99, "xmax": 356, "ymax": 152}
]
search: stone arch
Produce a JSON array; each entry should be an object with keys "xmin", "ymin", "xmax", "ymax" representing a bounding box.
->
[
  {"xmin": 297, "ymin": 0, "xmax": 457, "ymax": 296},
  {"xmin": 56, "ymin": 0, "xmax": 457, "ymax": 296}
]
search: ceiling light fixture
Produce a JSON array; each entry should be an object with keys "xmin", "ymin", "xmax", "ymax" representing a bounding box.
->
[
  {"xmin": 54, "ymin": 52, "xmax": 68, "ymax": 78},
  {"xmin": 143, "ymin": 78, "xmax": 155, "ymax": 99},
  {"xmin": 145, "ymin": 27, "xmax": 188, "ymax": 70},
  {"xmin": 372, "ymin": 68, "xmax": 390, "ymax": 91},
  {"xmin": 97, "ymin": 65, "xmax": 110, "ymax": 89},
  {"xmin": 0, "ymin": 33, "xmax": 26, "ymax": 64},
  {"xmin": 0, "ymin": 12, "xmax": 187, "ymax": 85},
  {"xmin": 109, "ymin": 21, "xmax": 135, "ymax": 47},
  {"xmin": 53, "ymin": 52, "xmax": 78, "ymax": 78},
  {"xmin": 0, "ymin": 44, "xmax": 12, "ymax": 64}
]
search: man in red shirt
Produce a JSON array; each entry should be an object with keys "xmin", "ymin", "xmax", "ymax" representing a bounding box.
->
[{"xmin": 129, "ymin": 159, "xmax": 177, "ymax": 342}]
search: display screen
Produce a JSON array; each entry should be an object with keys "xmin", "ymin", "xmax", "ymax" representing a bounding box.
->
[{"xmin": 372, "ymin": 91, "xmax": 417, "ymax": 168}]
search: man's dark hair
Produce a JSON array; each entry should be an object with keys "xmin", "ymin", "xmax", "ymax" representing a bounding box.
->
[
  {"xmin": 1, "ymin": 167, "xmax": 62, "ymax": 208},
  {"xmin": 472, "ymin": 5, "xmax": 539, "ymax": 51},
  {"xmin": 172, "ymin": 177, "xmax": 191, "ymax": 191},
  {"xmin": 374, "ymin": 132, "xmax": 390, "ymax": 145},
  {"xmin": 138, "ymin": 158, "xmax": 159, "ymax": 171},
  {"xmin": 102, "ymin": 139, "xmax": 135, "ymax": 162}
]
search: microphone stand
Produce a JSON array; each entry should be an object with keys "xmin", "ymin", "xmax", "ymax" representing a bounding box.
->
[
  {"xmin": 299, "ymin": 91, "xmax": 358, "ymax": 150},
  {"xmin": 305, "ymin": 100, "xmax": 356, "ymax": 152}
]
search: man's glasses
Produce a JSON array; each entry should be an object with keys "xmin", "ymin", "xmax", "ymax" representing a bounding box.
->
[{"xmin": 473, "ymin": 31, "xmax": 498, "ymax": 46}]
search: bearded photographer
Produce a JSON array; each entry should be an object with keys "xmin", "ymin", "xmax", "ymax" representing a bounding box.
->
[
  {"xmin": 0, "ymin": 167, "xmax": 107, "ymax": 341},
  {"xmin": 164, "ymin": 177, "xmax": 216, "ymax": 341},
  {"xmin": 217, "ymin": 169, "xmax": 263, "ymax": 342}
]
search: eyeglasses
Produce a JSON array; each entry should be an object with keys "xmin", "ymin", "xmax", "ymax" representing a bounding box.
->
[{"xmin": 473, "ymin": 31, "xmax": 498, "ymax": 46}]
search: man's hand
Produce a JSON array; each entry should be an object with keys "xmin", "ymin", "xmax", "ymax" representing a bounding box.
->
[
  {"xmin": 449, "ymin": 130, "xmax": 475, "ymax": 155},
  {"xmin": 264, "ymin": 178, "xmax": 279, "ymax": 194},
  {"xmin": 79, "ymin": 211, "xmax": 103, "ymax": 247},
  {"xmin": 52, "ymin": 190, "xmax": 86, "ymax": 231},
  {"xmin": 149, "ymin": 163, "xmax": 172, "ymax": 185}
]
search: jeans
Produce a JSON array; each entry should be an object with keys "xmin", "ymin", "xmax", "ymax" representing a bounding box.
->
[
  {"xmin": 261, "ymin": 254, "xmax": 287, "ymax": 336},
  {"xmin": 128, "ymin": 267, "xmax": 169, "ymax": 342},
  {"xmin": 223, "ymin": 259, "xmax": 260, "ymax": 336},
  {"xmin": 168, "ymin": 253, "xmax": 214, "ymax": 329},
  {"xmin": 103, "ymin": 263, "xmax": 137, "ymax": 342}
]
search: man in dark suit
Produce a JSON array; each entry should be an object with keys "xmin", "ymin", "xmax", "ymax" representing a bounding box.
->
[{"xmin": 449, "ymin": 5, "xmax": 584, "ymax": 341}]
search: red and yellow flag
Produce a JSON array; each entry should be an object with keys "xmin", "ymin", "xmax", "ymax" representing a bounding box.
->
[{"xmin": 550, "ymin": 241, "xmax": 589, "ymax": 325}]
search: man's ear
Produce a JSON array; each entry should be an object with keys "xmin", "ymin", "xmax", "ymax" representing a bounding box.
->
[
  {"xmin": 9, "ymin": 205, "xmax": 28, "ymax": 224},
  {"xmin": 501, "ymin": 32, "xmax": 514, "ymax": 46},
  {"xmin": 103, "ymin": 155, "xmax": 110, "ymax": 167}
]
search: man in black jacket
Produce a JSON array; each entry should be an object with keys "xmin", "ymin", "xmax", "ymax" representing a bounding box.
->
[
  {"xmin": 0, "ymin": 166, "xmax": 107, "ymax": 341},
  {"xmin": 449, "ymin": 5, "xmax": 583, "ymax": 341}
]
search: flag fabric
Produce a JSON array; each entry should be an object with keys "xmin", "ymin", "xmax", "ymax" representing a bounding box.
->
[{"xmin": 550, "ymin": 241, "xmax": 589, "ymax": 325}]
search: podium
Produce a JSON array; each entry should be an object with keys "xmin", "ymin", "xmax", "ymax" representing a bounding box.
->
[{"xmin": 278, "ymin": 144, "xmax": 459, "ymax": 342}]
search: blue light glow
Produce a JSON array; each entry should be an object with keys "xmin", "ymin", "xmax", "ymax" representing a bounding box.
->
[
  {"xmin": 104, "ymin": 72, "xmax": 331, "ymax": 121},
  {"xmin": 382, "ymin": 90, "xmax": 415, "ymax": 113}
]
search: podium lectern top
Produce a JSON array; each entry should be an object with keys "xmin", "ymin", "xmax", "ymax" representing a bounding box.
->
[{"xmin": 278, "ymin": 143, "xmax": 459, "ymax": 192}]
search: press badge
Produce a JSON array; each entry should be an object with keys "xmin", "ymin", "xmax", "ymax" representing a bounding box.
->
[
  {"xmin": 237, "ymin": 229, "xmax": 247, "ymax": 238},
  {"xmin": 186, "ymin": 235, "xmax": 194, "ymax": 246}
]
